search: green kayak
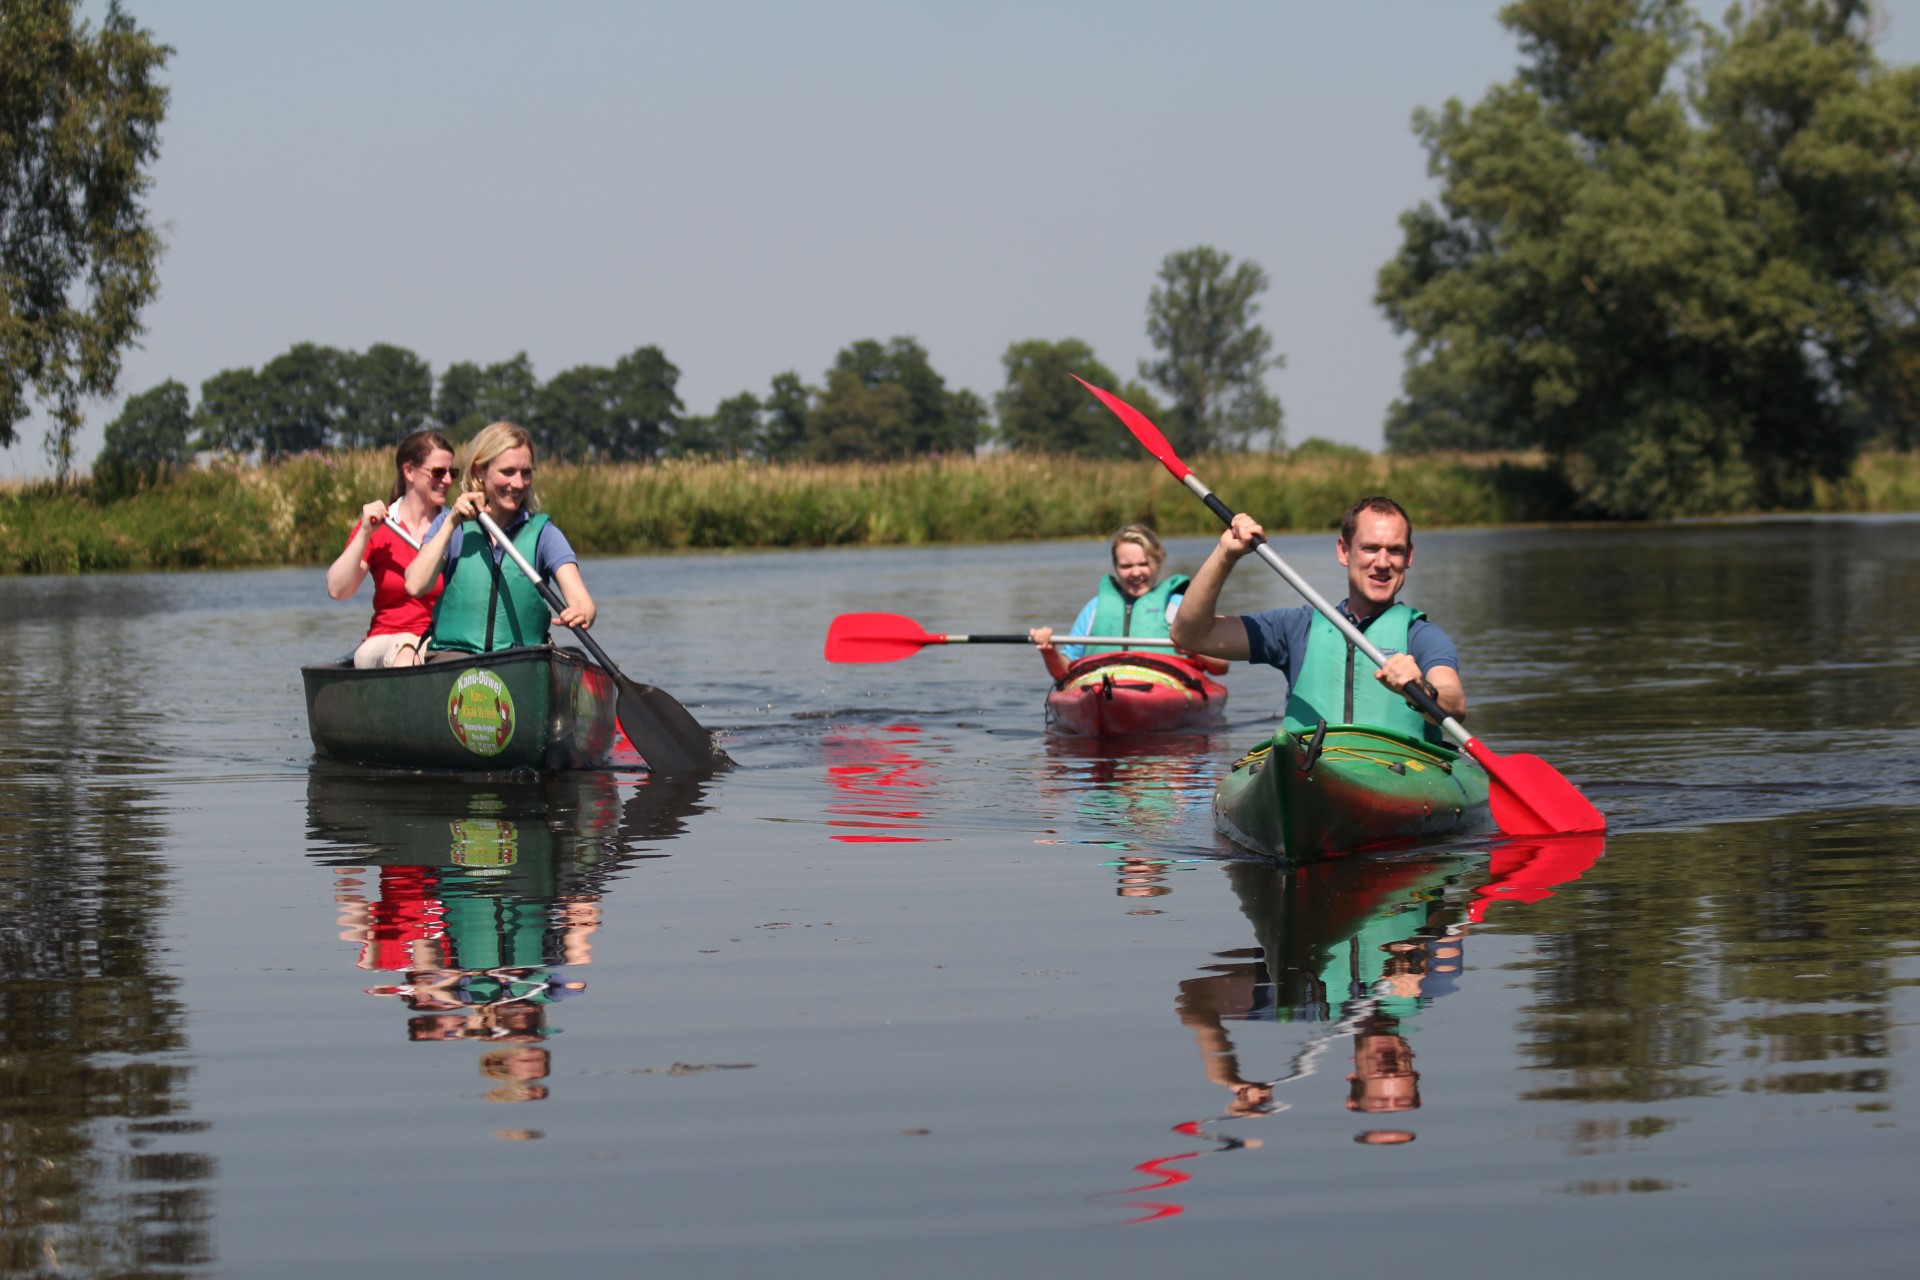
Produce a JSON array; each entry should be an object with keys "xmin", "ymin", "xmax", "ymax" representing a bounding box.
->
[
  {"xmin": 1214, "ymin": 723, "xmax": 1494, "ymax": 861},
  {"xmin": 302, "ymin": 645, "xmax": 618, "ymax": 772}
]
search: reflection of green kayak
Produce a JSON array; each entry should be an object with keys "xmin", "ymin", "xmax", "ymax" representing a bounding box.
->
[
  {"xmin": 1214, "ymin": 724, "xmax": 1493, "ymax": 861},
  {"xmin": 302, "ymin": 645, "xmax": 617, "ymax": 771}
]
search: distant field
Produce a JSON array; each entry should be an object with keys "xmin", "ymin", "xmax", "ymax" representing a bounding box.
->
[{"xmin": 2, "ymin": 448, "xmax": 1915, "ymax": 575}]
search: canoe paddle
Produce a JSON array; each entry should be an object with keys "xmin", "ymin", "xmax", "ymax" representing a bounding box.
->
[
  {"xmin": 1073, "ymin": 375, "xmax": 1605, "ymax": 837},
  {"xmin": 826, "ymin": 611, "xmax": 1186, "ymax": 664},
  {"xmin": 475, "ymin": 511, "xmax": 730, "ymax": 774}
]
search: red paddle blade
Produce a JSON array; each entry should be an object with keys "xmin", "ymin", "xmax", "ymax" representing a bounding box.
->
[
  {"xmin": 1072, "ymin": 375, "xmax": 1192, "ymax": 480},
  {"xmin": 825, "ymin": 612, "xmax": 942, "ymax": 664},
  {"xmin": 1460, "ymin": 739, "xmax": 1607, "ymax": 836}
]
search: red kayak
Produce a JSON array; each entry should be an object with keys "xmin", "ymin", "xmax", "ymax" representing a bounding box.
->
[{"xmin": 1045, "ymin": 651, "xmax": 1228, "ymax": 736}]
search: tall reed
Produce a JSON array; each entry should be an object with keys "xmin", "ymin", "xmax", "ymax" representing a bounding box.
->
[{"xmin": 2, "ymin": 448, "xmax": 1912, "ymax": 575}]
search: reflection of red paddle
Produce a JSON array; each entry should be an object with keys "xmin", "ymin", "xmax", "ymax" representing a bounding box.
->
[
  {"xmin": 1469, "ymin": 834, "xmax": 1606, "ymax": 923},
  {"xmin": 1075, "ymin": 375, "xmax": 1606, "ymax": 838},
  {"xmin": 824, "ymin": 610, "xmax": 1182, "ymax": 664}
]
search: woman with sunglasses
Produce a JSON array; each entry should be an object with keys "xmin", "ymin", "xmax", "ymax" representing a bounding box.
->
[
  {"xmin": 405, "ymin": 421, "xmax": 595, "ymax": 658},
  {"xmin": 326, "ymin": 427, "xmax": 457, "ymax": 668}
]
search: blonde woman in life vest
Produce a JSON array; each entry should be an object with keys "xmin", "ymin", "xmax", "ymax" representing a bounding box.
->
[
  {"xmin": 404, "ymin": 422, "xmax": 596, "ymax": 658},
  {"xmin": 1027, "ymin": 524, "xmax": 1228, "ymax": 681}
]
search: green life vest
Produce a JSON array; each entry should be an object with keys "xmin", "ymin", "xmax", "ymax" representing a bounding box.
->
[
  {"xmin": 1281, "ymin": 602, "xmax": 1439, "ymax": 743},
  {"xmin": 427, "ymin": 514, "xmax": 553, "ymax": 654},
  {"xmin": 1084, "ymin": 574, "xmax": 1189, "ymax": 656}
]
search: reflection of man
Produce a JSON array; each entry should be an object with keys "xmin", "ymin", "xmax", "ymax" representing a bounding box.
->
[
  {"xmin": 1348, "ymin": 1013, "xmax": 1420, "ymax": 1115},
  {"xmin": 1176, "ymin": 953, "xmax": 1277, "ymax": 1118}
]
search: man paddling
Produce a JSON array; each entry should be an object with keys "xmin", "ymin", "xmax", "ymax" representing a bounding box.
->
[{"xmin": 1169, "ymin": 496, "xmax": 1465, "ymax": 740}]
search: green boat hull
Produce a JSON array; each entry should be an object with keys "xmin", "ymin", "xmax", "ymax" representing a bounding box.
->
[
  {"xmin": 1214, "ymin": 723, "xmax": 1493, "ymax": 861},
  {"xmin": 302, "ymin": 646, "xmax": 618, "ymax": 772}
]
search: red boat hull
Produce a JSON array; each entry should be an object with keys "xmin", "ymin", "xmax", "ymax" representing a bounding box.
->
[{"xmin": 1044, "ymin": 651, "xmax": 1228, "ymax": 736}]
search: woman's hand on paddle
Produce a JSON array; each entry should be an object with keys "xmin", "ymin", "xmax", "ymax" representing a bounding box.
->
[
  {"xmin": 1220, "ymin": 513, "xmax": 1265, "ymax": 560},
  {"xmin": 552, "ymin": 563, "xmax": 596, "ymax": 630},
  {"xmin": 1028, "ymin": 626, "xmax": 1055, "ymax": 651},
  {"xmin": 357, "ymin": 500, "xmax": 388, "ymax": 532},
  {"xmin": 449, "ymin": 490, "xmax": 485, "ymax": 522}
]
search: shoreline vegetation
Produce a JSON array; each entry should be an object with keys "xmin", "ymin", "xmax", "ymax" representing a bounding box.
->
[{"xmin": 5, "ymin": 447, "xmax": 1920, "ymax": 576}]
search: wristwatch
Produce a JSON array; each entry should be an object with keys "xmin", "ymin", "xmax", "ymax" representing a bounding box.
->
[{"xmin": 1405, "ymin": 677, "xmax": 1439, "ymax": 712}]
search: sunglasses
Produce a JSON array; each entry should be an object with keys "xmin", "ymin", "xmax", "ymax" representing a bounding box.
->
[{"xmin": 415, "ymin": 466, "xmax": 455, "ymax": 482}]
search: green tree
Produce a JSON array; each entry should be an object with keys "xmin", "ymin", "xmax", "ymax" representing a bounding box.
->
[
  {"xmin": 435, "ymin": 360, "xmax": 483, "ymax": 436},
  {"xmin": 437, "ymin": 352, "xmax": 538, "ymax": 441},
  {"xmin": 605, "ymin": 344, "xmax": 682, "ymax": 460},
  {"xmin": 807, "ymin": 337, "xmax": 981, "ymax": 460},
  {"xmin": 761, "ymin": 371, "xmax": 811, "ymax": 461},
  {"xmin": 192, "ymin": 366, "xmax": 268, "ymax": 456},
  {"xmin": 340, "ymin": 343, "xmax": 431, "ymax": 448},
  {"xmin": 0, "ymin": 0, "xmax": 170, "ymax": 480},
  {"xmin": 1140, "ymin": 246, "xmax": 1284, "ymax": 454},
  {"xmin": 256, "ymin": 342, "xmax": 346, "ymax": 456},
  {"xmin": 671, "ymin": 391, "xmax": 762, "ymax": 458},
  {"xmin": 533, "ymin": 364, "xmax": 611, "ymax": 462},
  {"xmin": 95, "ymin": 377, "xmax": 189, "ymax": 471},
  {"xmin": 995, "ymin": 338, "xmax": 1165, "ymax": 455},
  {"xmin": 809, "ymin": 367, "xmax": 912, "ymax": 461},
  {"xmin": 1376, "ymin": 0, "xmax": 1920, "ymax": 517}
]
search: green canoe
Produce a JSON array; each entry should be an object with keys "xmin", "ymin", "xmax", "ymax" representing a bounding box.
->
[
  {"xmin": 302, "ymin": 645, "xmax": 618, "ymax": 772},
  {"xmin": 1214, "ymin": 723, "xmax": 1494, "ymax": 861}
]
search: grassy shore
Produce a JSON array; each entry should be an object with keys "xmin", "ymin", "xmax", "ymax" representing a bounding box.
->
[{"xmin": 3, "ymin": 447, "xmax": 1915, "ymax": 575}]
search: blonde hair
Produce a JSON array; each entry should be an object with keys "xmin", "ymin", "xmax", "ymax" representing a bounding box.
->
[
  {"xmin": 459, "ymin": 421, "xmax": 540, "ymax": 512},
  {"xmin": 1110, "ymin": 523, "xmax": 1166, "ymax": 567}
]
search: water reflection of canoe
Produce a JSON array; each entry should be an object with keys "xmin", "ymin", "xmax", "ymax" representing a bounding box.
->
[
  {"xmin": 1214, "ymin": 724, "xmax": 1493, "ymax": 861},
  {"xmin": 301, "ymin": 646, "xmax": 617, "ymax": 771},
  {"xmin": 1045, "ymin": 651, "xmax": 1227, "ymax": 736},
  {"xmin": 304, "ymin": 766, "xmax": 711, "ymax": 866}
]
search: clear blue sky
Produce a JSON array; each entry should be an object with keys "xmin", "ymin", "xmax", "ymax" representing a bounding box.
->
[{"xmin": 8, "ymin": 0, "xmax": 1920, "ymax": 478}]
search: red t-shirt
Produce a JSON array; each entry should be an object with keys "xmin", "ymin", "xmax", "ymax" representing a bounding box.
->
[{"xmin": 347, "ymin": 518, "xmax": 443, "ymax": 637}]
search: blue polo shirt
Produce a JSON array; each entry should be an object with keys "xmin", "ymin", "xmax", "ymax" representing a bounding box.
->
[{"xmin": 1240, "ymin": 602, "xmax": 1459, "ymax": 689}]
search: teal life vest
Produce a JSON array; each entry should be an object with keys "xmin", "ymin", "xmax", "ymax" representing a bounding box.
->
[
  {"xmin": 1280, "ymin": 602, "xmax": 1440, "ymax": 743},
  {"xmin": 427, "ymin": 514, "xmax": 553, "ymax": 654},
  {"xmin": 1084, "ymin": 574, "xmax": 1189, "ymax": 656}
]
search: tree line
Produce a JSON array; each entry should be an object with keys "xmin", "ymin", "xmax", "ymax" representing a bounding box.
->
[{"xmin": 95, "ymin": 244, "xmax": 1287, "ymax": 473}]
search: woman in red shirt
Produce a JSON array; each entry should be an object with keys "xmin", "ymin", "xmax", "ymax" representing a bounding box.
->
[{"xmin": 327, "ymin": 428, "xmax": 456, "ymax": 667}]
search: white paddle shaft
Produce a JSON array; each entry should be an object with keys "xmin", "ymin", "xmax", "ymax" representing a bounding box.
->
[
  {"xmin": 474, "ymin": 511, "xmax": 548, "ymax": 590},
  {"xmin": 382, "ymin": 511, "xmax": 423, "ymax": 550}
]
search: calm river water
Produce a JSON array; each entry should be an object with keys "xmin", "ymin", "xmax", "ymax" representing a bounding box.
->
[{"xmin": 3, "ymin": 520, "xmax": 1919, "ymax": 1278}]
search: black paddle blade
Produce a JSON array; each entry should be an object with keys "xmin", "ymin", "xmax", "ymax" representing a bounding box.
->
[{"xmin": 613, "ymin": 674, "xmax": 732, "ymax": 774}]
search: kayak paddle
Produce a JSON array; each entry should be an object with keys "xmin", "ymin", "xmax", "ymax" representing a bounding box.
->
[
  {"xmin": 1074, "ymin": 375, "xmax": 1605, "ymax": 837},
  {"xmin": 826, "ymin": 611, "xmax": 1185, "ymax": 664},
  {"xmin": 476, "ymin": 511, "xmax": 731, "ymax": 774}
]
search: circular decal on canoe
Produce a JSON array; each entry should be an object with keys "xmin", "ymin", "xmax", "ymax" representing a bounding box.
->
[
  {"xmin": 449, "ymin": 817, "xmax": 518, "ymax": 868},
  {"xmin": 447, "ymin": 668, "xmax": 516, "ymax": 756}
]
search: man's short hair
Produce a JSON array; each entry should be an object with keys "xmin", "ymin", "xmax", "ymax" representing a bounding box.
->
[{"xmin": 1339, "ymin": 496, "xmax": 1413, "ymax": 547}]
